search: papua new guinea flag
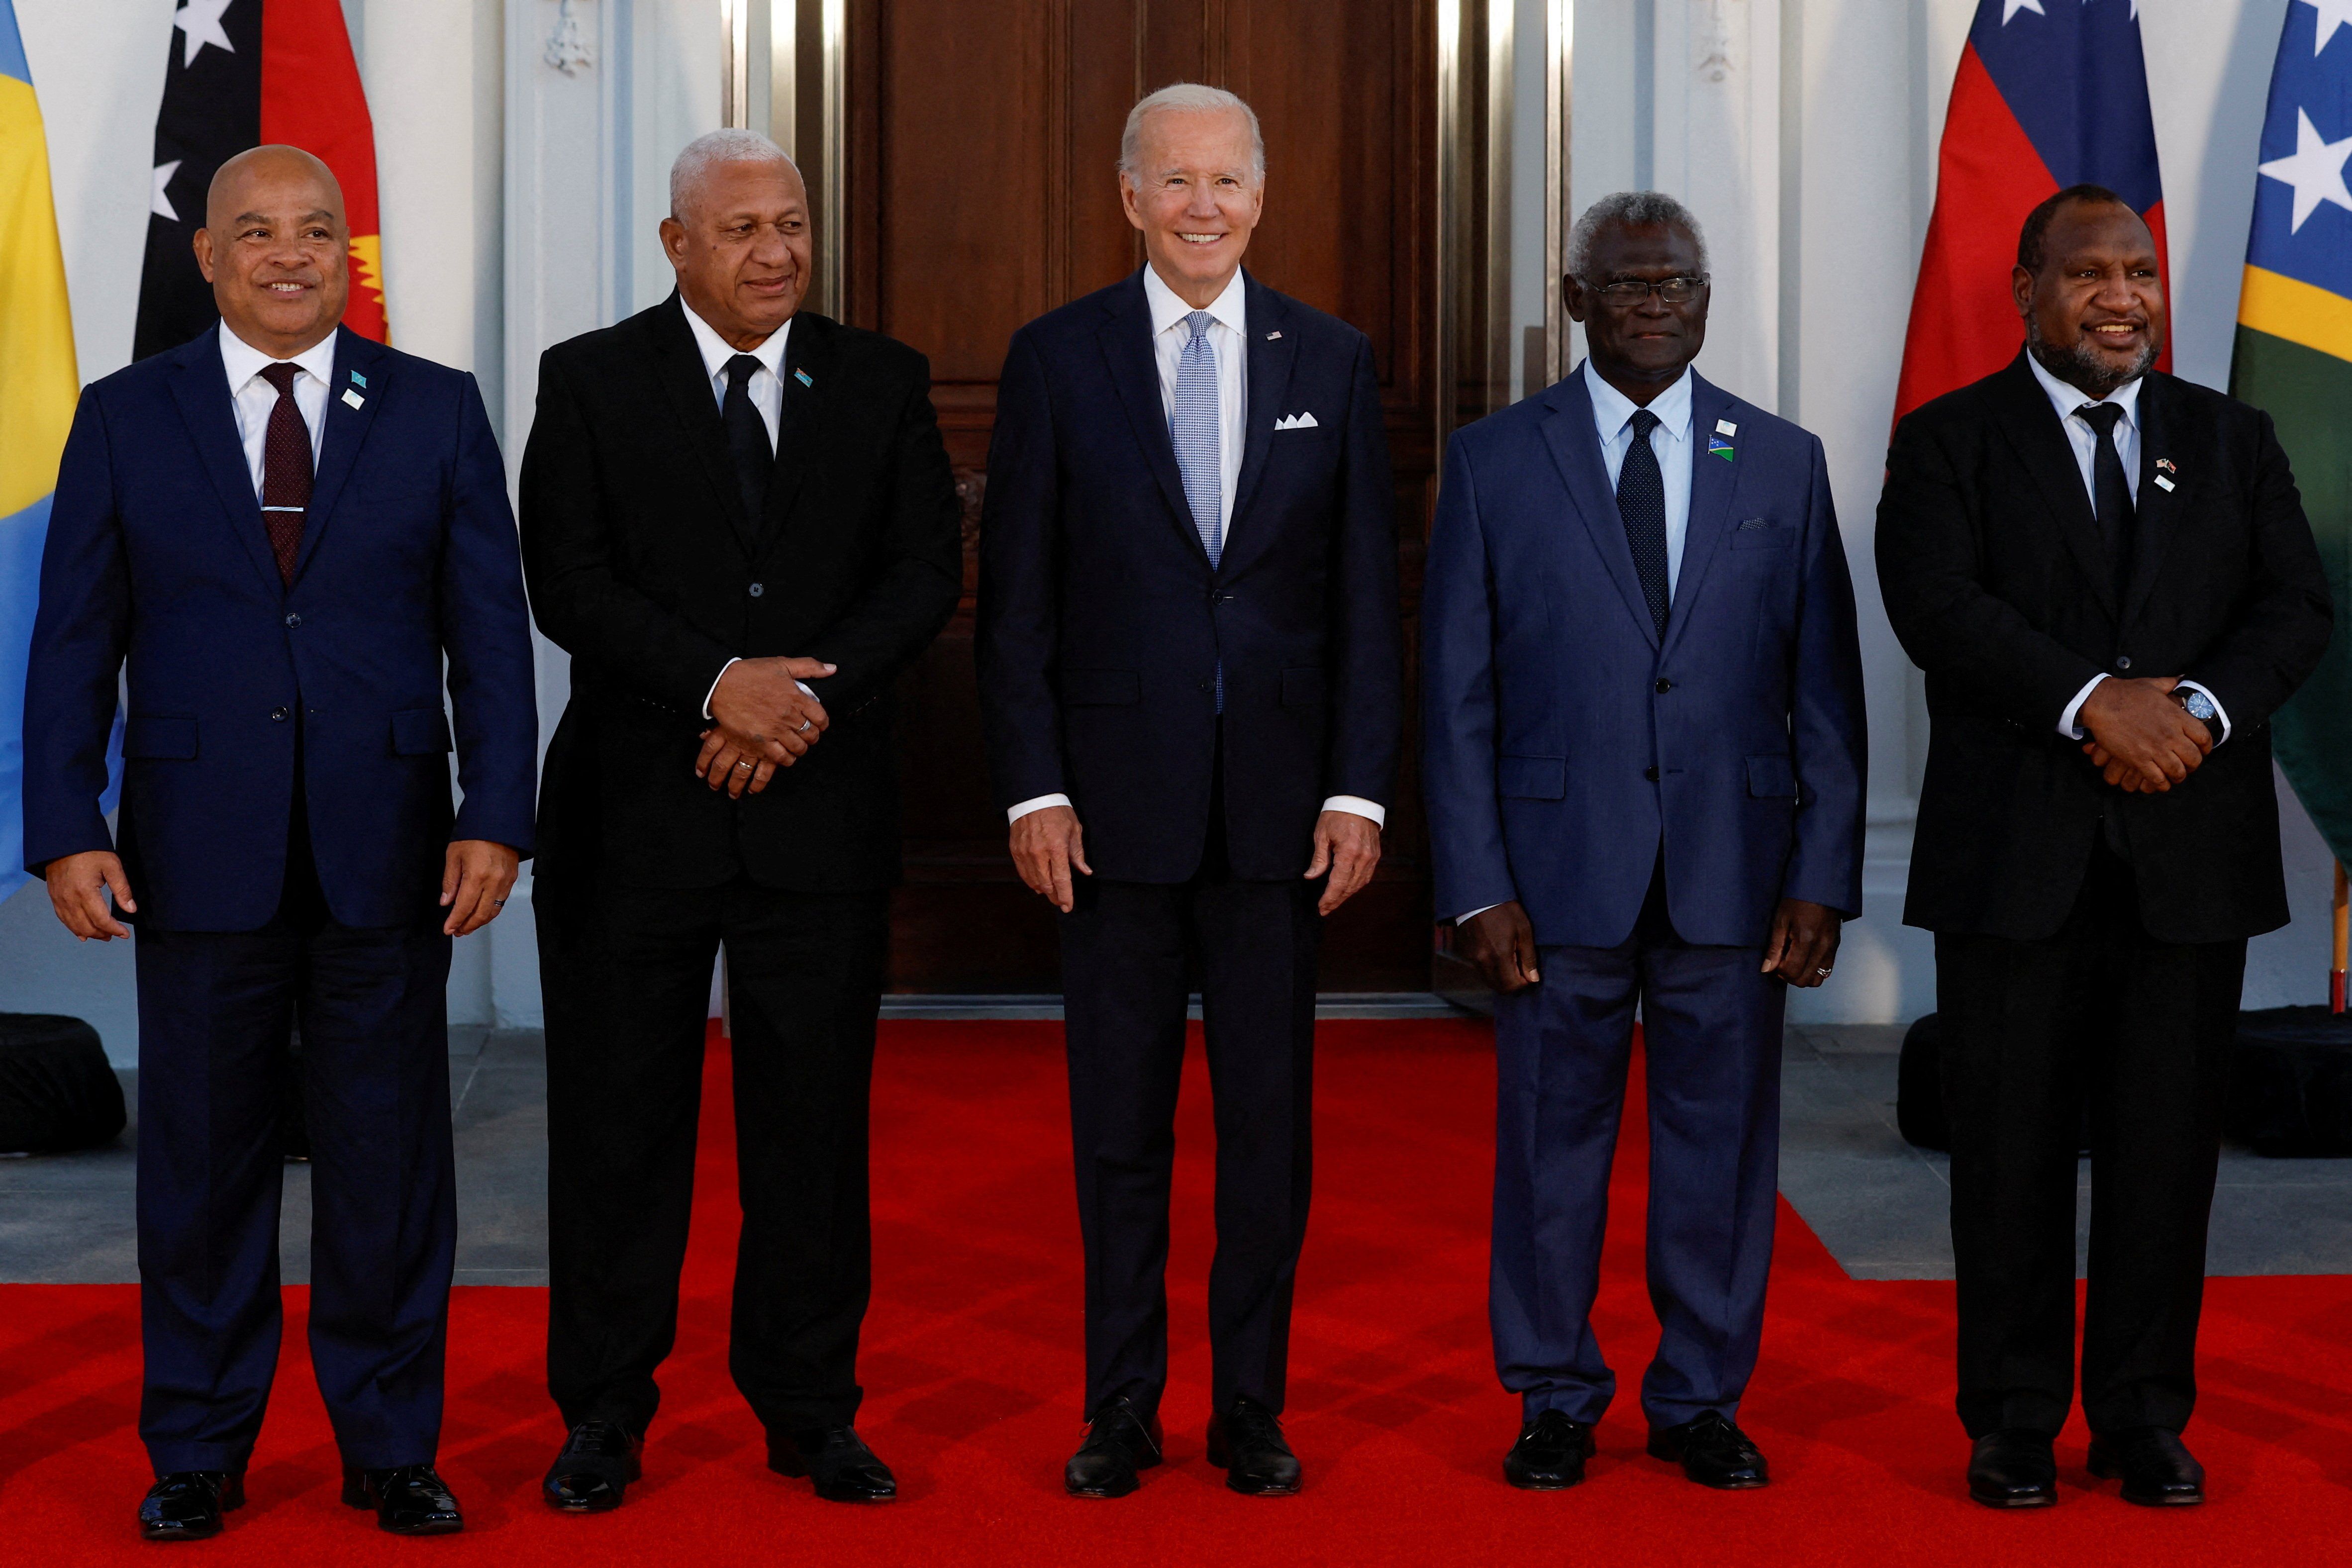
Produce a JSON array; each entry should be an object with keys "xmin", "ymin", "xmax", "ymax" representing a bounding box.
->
[
  {"xmin": 134, "ymin": 0, "xmax": 387, "ymax": 361},
  {"xmin": 1893, "ymin": 0, "xmax": 2169, "ymax": 427},
  {"xmin": 2232, "ymin": 1, "xmax": 2352, "ymax": 865}
]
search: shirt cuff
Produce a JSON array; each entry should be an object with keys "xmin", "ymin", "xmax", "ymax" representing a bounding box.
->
[
  {"xmin": 2058, "ymin": 673, "xmax": 2109, "ymax": 740},
  {"xmin": 1321, "ymin": 795, "xmax": 1386, "ymax": 827},
  {"xmin": 1008, "ymin": 793, "xmax": 1072, "ymax": 824},
  {"xmin": 1456, "ymin": 903, "xmax": 1501, "ymax": 924},
  {"xmin": 2176, "ymin": 680, "xmax": 2232, "ymax": 745},
  {"xmin": 702, "ymin": 658, "xmax": 741, "ymax": 722}
]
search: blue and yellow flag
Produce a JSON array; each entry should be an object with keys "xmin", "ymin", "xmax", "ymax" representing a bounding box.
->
[
  {"xmin": 0, "ymin": 0, "xmax": 85, "ymax": 899},
  {"xmin": 2234, "ymin": 1, "xmax": 2352, "ymax": 865}
]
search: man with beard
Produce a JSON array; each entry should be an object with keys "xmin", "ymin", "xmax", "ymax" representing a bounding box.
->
[{"xmin": 1877, "ymin": 185, "xmax": 2330, "ymax": 1511}]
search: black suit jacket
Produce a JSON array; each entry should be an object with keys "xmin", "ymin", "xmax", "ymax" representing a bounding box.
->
[
  {"xmin": 975, "ymin": 269, "xmax": 1402, "ymax": 883},
  {"xmin": 1876, "ymin": 351, "xmax": 2331, "ymax": 944},
  {"xmin": 521, "ymin": 294, "xmax": 961, "ymax": 891}
]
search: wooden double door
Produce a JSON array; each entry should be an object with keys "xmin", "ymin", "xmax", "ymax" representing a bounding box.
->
[{"xmin": 838, "ymin": 0, "xmax": 1439, "ymax": 992}]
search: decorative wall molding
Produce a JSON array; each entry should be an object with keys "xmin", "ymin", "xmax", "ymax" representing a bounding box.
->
[{"xmin": 545, "ymin": 0, "xmax": 594, "ymax": 76}]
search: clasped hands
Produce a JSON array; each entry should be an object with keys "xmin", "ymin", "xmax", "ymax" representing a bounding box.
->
[
  {"xmin": 695, "ymin": 656, "xmax": 837, "ymax": 797},
  {"xmin": 2077, "ymin": 676, "xmax": 2212, "ymax": 793},
  {"xmin": 1010, "ymin": 805, "xmax": 1381, "ymax": 917}
]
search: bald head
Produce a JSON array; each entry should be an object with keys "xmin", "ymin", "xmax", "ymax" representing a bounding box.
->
[{"xmin": 195, "ymin": 145, "xmax": 351, "ymax": 358}]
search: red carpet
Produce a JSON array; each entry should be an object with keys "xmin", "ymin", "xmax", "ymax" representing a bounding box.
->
[{"xmin": 5, "ymin": 1017, "xmax": 2351, "ymax": 1566}]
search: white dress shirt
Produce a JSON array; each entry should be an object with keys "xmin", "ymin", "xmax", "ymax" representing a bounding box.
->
[
  {"xmin": 1006, "ymin": 264, "xmax": 1384, "ymax": 830},
  {"xmin": 685, "ymin": 303, "xmax": 796, "ymax": 719},
  {"xmin": 220, "ymin": 322, "xmax": 333, "ymax": 496},
  {"xmin": 2027, "ymin": 353, "xmax": 2230, "ymax": 745},
  {"xmin": 1585, "ymin": 359, "xmax": 1696, "ymax": 597}
]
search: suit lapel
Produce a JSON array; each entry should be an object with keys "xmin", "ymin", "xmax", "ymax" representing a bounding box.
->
[
  {"xmin": 1988, "ymin": 352, "xmax": 2117, "ymax": 619},
  {"xmin": 1661, "ymin": 374, "xmax": 1741, "ymax": 659},
  {"xmin": 647, "ymin": 293, "xmax": 758, "ymax": 560},
  {"xmin": 2119, "ymin": 373, "xmax": 2179, "ymax": 633},
  {"xmin": 1222, "ymin": 272, "xmax": 1296, "ymax": 568},
  {"xmin": 1538, "ymin": 369, "xmax": 1660, "ymax": 651},
  {"xmin": 293, "ymin": 327, "xmax": 387, "ymax": 582},
  {"xmin": 1099, "ymin": 271, "xmax": 1210, "ymax": 568},
  {"xmin": 758, "ymin": 310, "xmax": 832, "ymax": 550},
  {"xmin": 166, "ymin": 332, "xmax": 284, "ymax": 596}
]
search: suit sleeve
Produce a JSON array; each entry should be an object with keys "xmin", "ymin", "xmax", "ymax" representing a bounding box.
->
[
  {"xmin": 21, "ymin": 389, "xmax": 129, "ymax": 875},
  {"xmin": 1322, "ymin": 332, "xmax": 1403, "ymax": 809},
  {"xmin": 1419, "ymin": 430, "xmax": 1516, "ymax": 920},
  {"xmin": 520, "ymin": 351, "xmax": 739, "ymax": 712},
  {"xmin": 2180, "ymin": 408, "xmax": 2333, "ymax": 730},
  {"xmin": 797, "ymin": 355, "xmax": 962, "ymax": 716},
  {"xmin": 1874, "ymin": 408, "xmax": 2106, "ymax": 727},
  {"xmin": 439, "ymin": 373, "xmax": 541, "ymax": 855},
  {"xmin": 974, "ymin": 329, "xmax": 1069, "ymax": 811},
  {"xmin": 1781, "ymin": 434, "xmax": 1867, "ymax": 917}
]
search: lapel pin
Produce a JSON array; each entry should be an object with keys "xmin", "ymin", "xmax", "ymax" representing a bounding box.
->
[
  {"xmin": 349, "ymin": 370, "xmax": 367, "ymax": 389},
  {"xmin": 1715, "ymin": 418, "xmax": 1738, "ymax": 437},
  {"xmin": 1707, "ymin": 435, "xmax": 1735, "ymax": 462},
  {"xmin": 2154, "ymin": 474, "xmax": 2175, "ymax": 492},
  {"xmin": 1266, "ymin": 330, "xmax": 1282, "ymax": 340},
  {"xmin": 2156, "ymin": 457, "xmax": 2175, "ymax": 472},
  {"xmin": 794, "ymin": 368, "xmax": 813, "ymax": 388},
  {"xmin": 340, "ymin": 389, "xmax": 365, "ymax": 410}
]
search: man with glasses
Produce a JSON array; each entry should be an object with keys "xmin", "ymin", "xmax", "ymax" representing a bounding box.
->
[{"xmin": 1422, "ymin": 191, "xmax": 1866, "ymax": 1493}]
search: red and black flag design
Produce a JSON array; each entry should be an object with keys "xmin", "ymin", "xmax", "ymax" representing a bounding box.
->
[{"xmin": 135, "ymin": 0, "xmax": 387, "ymax": 360}]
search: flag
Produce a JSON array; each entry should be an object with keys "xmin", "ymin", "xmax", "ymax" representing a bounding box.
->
[
  {"xmin": 1893, "ymin": 0, "xmax": 2169, "ymax": 428},
  {"xmin": 2233, "ymin": 1, "xmax": 2352, "ymax": 866},
  {"xmin": 136, "ymin": 0, "xmax": 387, "ymax": 361}
]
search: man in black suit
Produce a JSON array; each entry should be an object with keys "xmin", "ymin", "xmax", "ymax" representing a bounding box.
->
[
  {"xmin": 1877, "ymin": 185, "xmax": 2330, "ymax": 1511},
  {"xmin": 977, "ymin": 83, "xmax": 1401, "ymax": 1499},
  {"xmin": 520, "ymin": 129, "xmax": 960, "ymax": 1512}
]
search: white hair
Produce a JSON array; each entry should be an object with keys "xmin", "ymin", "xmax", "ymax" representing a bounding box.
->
[
  {"xmin": 1566, "ymin": 190, "xmax": 1709, "ymax": 278},
  {"xmin": 1118, "ymin": 83, "xmax": 1265, "ymax": 181},
  {"xmin": 669, "ymin": 128, "xmax": 797, "ymax": 219}
]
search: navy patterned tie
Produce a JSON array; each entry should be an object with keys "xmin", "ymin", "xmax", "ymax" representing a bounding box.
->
[{"xmin": 1617, "ymin": 407, "xmax": 1669, "ymax": 637}]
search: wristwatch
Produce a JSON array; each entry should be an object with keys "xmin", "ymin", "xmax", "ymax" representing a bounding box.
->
[{"xmin": 2178, "ymin": 688, "xmax": 2218, "ymax": 724}]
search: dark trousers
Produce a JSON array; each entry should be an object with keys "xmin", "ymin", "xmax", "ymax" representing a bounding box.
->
[
  {"xmin": 1936, "ymin": 844, "xmax": 2246, "ymax": 1439},
  {"xmin": 1058, "ymin": 805, "xmax": 1322, "ymax": 1420},
  {"xmin": 1489, "ymin": 860, "xmax": 1786, "ymax": 1429},
  {"xmin": 133, "ymin": 809, "xmax": 455, "ymax": 1474},
  {"xmin": 540, "ymin": 876, "xmax": 890, "ymax": 1438}
]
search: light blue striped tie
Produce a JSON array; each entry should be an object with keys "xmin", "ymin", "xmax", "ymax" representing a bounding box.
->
[{"xmin": 1171, "ymin": 309, "xmax": 1224, "ymax": 711}]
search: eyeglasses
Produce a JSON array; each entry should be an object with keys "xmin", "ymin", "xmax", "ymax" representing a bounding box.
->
[{"xmin": 1588, "ymin": 275, "xmax": 1709, "ymax": 304}]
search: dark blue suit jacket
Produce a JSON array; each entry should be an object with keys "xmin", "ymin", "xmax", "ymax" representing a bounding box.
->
[
  {"xmin": 22, "ymin": 325, "xmax": 538, "ymax": 932},
  {"xmin": 1422, "ymin": 367, "xmax": 1866, "ymax": 949},
  {"xmin": 976, "ymin": 269, "xmax": 1401, "ymax": 882}
]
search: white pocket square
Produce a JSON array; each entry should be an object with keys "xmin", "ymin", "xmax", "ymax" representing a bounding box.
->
[{"xmin": 1274, "ymin": 411, "xmax": 1319, "ymax": 431}]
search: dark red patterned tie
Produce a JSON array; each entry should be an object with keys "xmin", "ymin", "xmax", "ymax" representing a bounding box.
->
[{"xmin": 258, "ymin": 363, "xmax": 312, "ymax": 585}]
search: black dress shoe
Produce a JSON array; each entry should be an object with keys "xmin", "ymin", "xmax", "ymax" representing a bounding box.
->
[
  {"xmin": 1206, "ymin": 1397, "xmax": 1302, "ymax": 1496},
  {"xmin": 1647, "ymin": 1410, "xmax": 1769, "ymax": 1489},
  {"xmin": 544, "ymin": 1420, "xmax": 644, "ymax": 1512},
  {"xmin": 139, "ymin": 1471, "xmax": 244, "ymax": 1541},
  {"xmin": 1967, "ymin": 1429, "xmax": 2058, "ymax": 1508},
  {"xmin": 1503, "ymin": 1410, "xmax": 1596, "ymax": 1490},
  {"xmin": 1064, "ymin": 1396, "xmax": 1164, "ymax": 1499},
  {"xmin": 2088, "ymin": 1427, "xmax": 2205, "ymax": 1507},
  {"xmin": 768, "ymin": 1426, "xmax": 896, "ymax": 1503},
  {"xmin": 341, "ymin": 1464, "xmax": 464, "ymax": 1535}
]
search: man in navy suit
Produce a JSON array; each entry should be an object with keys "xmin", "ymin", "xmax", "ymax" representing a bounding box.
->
[
  {"xmin": 1422, "ymin": 192, "xmax": 1865, "ymax": 1493},
  {"xmin": 977, "ymin": 84, "xmax": 1400, "ymax": 1499},
  {"xmin": 23, "ymin": 147, "xmax": 537, "ymax": 1541}
]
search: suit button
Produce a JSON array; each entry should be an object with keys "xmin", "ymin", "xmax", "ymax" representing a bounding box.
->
[
  {"xmin": 1655, "ymin": 678, "xmax": 1673, "ymax": 693},
  {"xmin": 1644, "ymin": 766, "xmax": 1660, "ymax": 782},
  {"xmin": 2116, "ymin": 655, "xmax": 2132, "ymax": 671},
  {"xmin": 749, "ymin": 583, "xmax": 765, "ymax": 597},
  {"xmin": 1198, "ymin": 680, "xmax": 1213, "ymax": 692},
  {"xmin": 271, "ymin": 707, "xmax": 289, "ymax": 721},
  {"xmin": 284, "ymin": 612, "xmax": 301, "ymax": 628}
]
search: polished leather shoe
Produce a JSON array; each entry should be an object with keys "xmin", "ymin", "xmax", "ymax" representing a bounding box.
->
[
  {"xmin": 139, "ymin": 1471, "xmax": 244, "ymax": 1541},
  {"xmin": 1967, "ymin": 1429, "xmax": 2058, "ymax": 1508},
  {"xmin": 768, "ymin": 1426, "xmax": 896, "ymax": 1503},
  {"xmin": 1502, "ymin": 1410, "xmax": 1596, "ymax": 1490},
  {"xmin": 1206, "ymin": 1397, "xmax": 1302, "ymax": 1496},
  {"xmin": 1064, "ymin": 1396, "xmax": 1163, "ymax": 1498},
  {"xmin": 2088, "ymin": 1427, "xmax": 2205, "ymax": 1507},
  {"xmin": 341, "ymin": 1464, "xmax": 464, "ymax": 1535},
  {"xmin": 1647, "ymin": 1410, "xmax": 1769, "ymax": 1489},
  {"xmin": 543, "ymin": 1420, "xmax": 644, "ymax": 1512}
]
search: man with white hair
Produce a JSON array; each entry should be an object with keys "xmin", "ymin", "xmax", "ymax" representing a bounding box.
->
[
  {"xmin": 978, "ymin": 83, "xmax": 1402, "ymax": 1499},
  {"xmin": 520, "ymin": 129, "xmax": 960, "ymax": 1512}
]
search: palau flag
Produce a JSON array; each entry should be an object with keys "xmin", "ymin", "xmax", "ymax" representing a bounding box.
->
[
  {"xmin": 1894, "ymin": 0, "xmax": 2169, "ymax": 426},
  {"xmin": 2233, "ymin": 1, "xmax": 2352, "ymax": 868}
]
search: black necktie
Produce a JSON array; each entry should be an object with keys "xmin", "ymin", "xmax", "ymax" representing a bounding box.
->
[
  {"xmin": 2078, "ymin": 401, "xmax": 2136, "ymax": 601},
  {"xmin": 1617, "ymin": 407, "xmax": 1670, "ymax": 637},
  {"xmin": 723, "ymin": 353, "xmax": 772, "ymax": 523}
]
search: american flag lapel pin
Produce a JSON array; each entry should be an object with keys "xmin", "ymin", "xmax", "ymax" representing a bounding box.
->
[{"xmin": 2154, "ymin": 457, "xmax": 2176, "ymax": 492}]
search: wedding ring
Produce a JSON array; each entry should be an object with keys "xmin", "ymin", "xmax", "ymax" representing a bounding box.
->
[
  {"xmin": 734, "ymin": 759, "xmax": 754, "ymax": 771},
  {"xmin": 796, "ymin": 719, "xmax": 814, "ymax": 733},
  {"xmin": 1816, "ymin": 967, "xmax": 1832, "ymax": 977}
]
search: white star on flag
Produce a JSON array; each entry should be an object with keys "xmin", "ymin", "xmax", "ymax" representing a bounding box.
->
[
  {"xmin": 2258, "ymin": 108, "xmax": 2352, "ymax": 232},
  {"xmin": 174, "ymin": 0, "xmax": 237, "ymax": 68},
  {"xmin": 151, "ymin": 161, "xmax": 182, "ymax": 222},
  {"xmin": 2301, "ymin": 0, "xmax": 2352, "ymax": 56},
  {"xmin": 2002, "ymin": 0, "xmax": 2046, "ymax": 20}
]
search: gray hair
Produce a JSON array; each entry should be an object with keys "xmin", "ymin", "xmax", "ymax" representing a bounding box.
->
[
  {"xmin": 1566, "ymin": 191, "xmax": 1708, "ymax": 278},
  {"xmin": 1118, "ymin": 83, "xmax": 1265, "ymax": 181},
  {"xmin": 669, "ymin": 128, "xmax": 797, "ymax": 219}
]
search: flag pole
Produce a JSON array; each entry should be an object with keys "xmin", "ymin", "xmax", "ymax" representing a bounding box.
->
[{"xmin": 2333, "ymin": 861, "xmax": 2347, "ymax": 1015}]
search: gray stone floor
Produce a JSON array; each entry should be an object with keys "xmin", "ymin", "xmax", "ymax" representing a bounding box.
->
[{"xmin": 7, "ymin": 1016, "xmax": 2351, "ymax": 1284}]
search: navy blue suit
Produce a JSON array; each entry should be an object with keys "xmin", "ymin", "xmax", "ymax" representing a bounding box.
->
[
  {"xmin": 1422, "ymin": 366, "xmax": 1864, "ymax": 1428},
  {"xmin": 23, "ymin": 325, "xmax": 537, "ymax": 1474}
]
